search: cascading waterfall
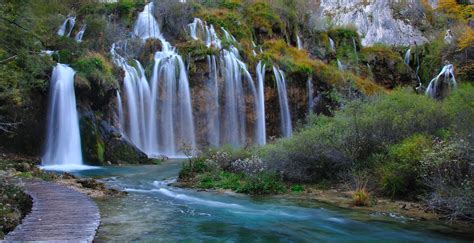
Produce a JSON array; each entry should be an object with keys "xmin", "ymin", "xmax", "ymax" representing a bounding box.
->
[
  {"xmin": 205, "ymin": 55, "xmax": 220, "ymax": 147},
  {"xmin": 255, "ymin": 61, "xmax": 266, "ymax": 145},
  {"xmin": 42, "ymin": 64, "xmax": 83, "ymax": 167},
  {"xmin": 57, "ymin": 16, "xmax": 76, "ymax": 37},
  {"xmin": 273, "ymin": 66, "xmax": 292, "ymax": 138},
  {"xmin": 297, "ymin": 35, "xmax": 303, "ymax": 50},
  {"xmin": 307, "ymin": 77, "xmax": 314, "ymax": 113},
  {"xmin": 187, "ymin": 18, "xmax": 259, "ymax": 147},
  {"xmin": 425, "ymin": 64, "xmax": 456, "ymax": 98},
  {"xmin": 404, "ymin": 48, "xmax": 411, "ymax": 65},
  {"xmin": 75, "ymin": 25, "xmax": 87, "ymax": 42},
  {"xmin": 113, "ymin": 3, "xmax": 195, "ymax": 157},
  {"xmin": 133, "ymin": 2, "xmax": 161, "ymax": 40}
]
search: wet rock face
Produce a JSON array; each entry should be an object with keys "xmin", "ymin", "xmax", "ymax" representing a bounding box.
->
[{"xmin": 313, "ymin": 0, "xmax": 428, "ymax": 46}]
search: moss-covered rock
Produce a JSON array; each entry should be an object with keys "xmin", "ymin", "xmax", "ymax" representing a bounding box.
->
[
  {"xmin": 362, "ymin": 45, "xmax": 417, "ymax": 88},
  {"xmin": 105, "ymin": 136, "xmax": 153, "ymax": 165},
  {"xmin": 79, "ymin": 113, "xmax": 105, "ymax": 166}
]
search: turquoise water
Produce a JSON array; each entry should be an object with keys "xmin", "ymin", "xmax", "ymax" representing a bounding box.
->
[{"xmin": 76, "ymin": 161, "xmax": 471, "ymax": 242}]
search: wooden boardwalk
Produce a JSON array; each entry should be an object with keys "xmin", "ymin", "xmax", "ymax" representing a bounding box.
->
[{"xmin": 4, "ymin": 180, "xmax": 100, "ymax": 242}]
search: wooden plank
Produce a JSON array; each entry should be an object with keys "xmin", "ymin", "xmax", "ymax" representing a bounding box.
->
[{"xmin": 3, "ymin": 180, "xmax": 100, "ymax": 242}]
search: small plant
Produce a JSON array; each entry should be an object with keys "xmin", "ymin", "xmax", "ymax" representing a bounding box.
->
[
  {"xmin": 352, "ymin": 170, "xmax": 371, "ymax": 206},
  {"xmin": 291, "ymin": 184, "xmax": 304, "ymax": 192}
]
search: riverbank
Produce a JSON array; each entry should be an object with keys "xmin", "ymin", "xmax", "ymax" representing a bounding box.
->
[{"xmin": 176, "ymin": 162, "xmax": 474, "ymax": 237}]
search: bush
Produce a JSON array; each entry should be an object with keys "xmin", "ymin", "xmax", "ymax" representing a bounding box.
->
[
  {"xmin": 262, "ymin": 89, "xmax": 447, "ymax": 183},
  {"xmin": 238, "ymin": 172, "xmax": 287, "ymax": 195},
  {"xmin": 444, "ymin": 84, "xmax": 474, "ymax": 139},
  {"xmin": 377, "ymin": 134, "xmax": 432, "ymax": 198},
  {"xmin": 420, "ymin": 139, "xmax": 474, "ymax": 220}
]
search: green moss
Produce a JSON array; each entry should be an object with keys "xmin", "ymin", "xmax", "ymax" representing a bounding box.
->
[
  {"xmin": 79, "ymin": 116, "xmax": 105, "ymax": 165},
  {"xmin": 198, "ymin": 8, "xmax": 252, "ymax": 41},
  {"xmin": 71, "ymin": 52, "xmax": 117, "ymax": 93},
  {"xmin": 244, "ymin": 2, "xmax": 284, "ymax": 42},
  {"xmin": 177, "ymin": 40, "xmax": 220, "ymax": 60}
]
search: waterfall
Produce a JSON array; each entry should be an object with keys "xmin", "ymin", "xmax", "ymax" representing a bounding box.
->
[
  {"xmin": 425, "ymin": 64, "xmax": 456, "ymax": 98},
  {"xmin": 273, "ymin": 66, "xmax": 292, "ymax": 138},
  {"xmin": 206, "ymin": 55, "xmax": 220, "ymax": 147},
  {"xmin": 352, "ymin": 37, "xmax": 359, "ymax": 74},
  {"xmin": 415, "ymin": 52, "xmax": 422, "ymax": 87},
  {"xmin": 404, "ymin": 48, "xmax": 411, "ymax": 65},
  {"xmin": 329, "ymin": 38, "xmax": 335, "ymax": 52},
  {"xmin": 307, "ymin": 76, "xmax": 314, "ymax": 113},
  {"xmin": 255, "ymin": 61, "xmax": 266, "ymax": 145},
  {"xmin": 444, "ymin": 29, "xmax": 453, "ymax": 44},
  {"xmin": 112, "ymin": 3, "xmax": 196, "ymax": 157},
  {"xmin": 75, "ymin": 25, "xmax": 87, "ymax": 42},
  {"xmin": 337, "ymin": 59, "xmax": 345, "ymax": 71},
  {"xmin": 116, "ymin": 90, "xmax": 124, "ymax": 133},
  {"xmin": 57, "ymin": 16, "xmax": 76, "ymax": 37},
  {"xmin": 42, "ymin": 64, "xmax": 83, "ymax": 167},
  {"xmin": 188, "ymin": 18, "xmax": 204, "ymax": 41},
  {"xmin": 187, "ymin": 18, "xmax": 258, "ymax": 147},
  {"xmin": 297, "ymin": 35, "xmax": 303, "ymax": 50},
  {"xmin": 133, "ymin": 2, "xmax": 162, "ymax": 40}
]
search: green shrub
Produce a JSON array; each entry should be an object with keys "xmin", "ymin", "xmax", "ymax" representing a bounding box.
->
[
  {"xmin": 238, "ymin": 172, "xmax": 286, "ymax": 195},
  {"xmin": 291, "ymin": 184, "xmax": 304, "ymax": 192},
  {"xmin": 262, "ymin": 89, "xmax": 447, "ymax": 183},
  {"xmin": 444, "ymin": 84, "xmax": 474, "ymax": 138},
  {"xmin": 420, "ymin": 139, "xmax": 473, "ymax": 220}
]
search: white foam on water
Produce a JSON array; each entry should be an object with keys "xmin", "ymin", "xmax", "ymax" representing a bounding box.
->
[{"xmin": 40, "ymin": 164, "xmax": 101, "ymax": 172}]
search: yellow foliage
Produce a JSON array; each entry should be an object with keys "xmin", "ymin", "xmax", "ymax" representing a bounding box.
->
[
  {"xmin": 457, "ymin": 27, "xmax": 474, "ymax": 51},
  {"xmin": 438, "ymin": 0, "xmax": 473, "ymax": 22}
]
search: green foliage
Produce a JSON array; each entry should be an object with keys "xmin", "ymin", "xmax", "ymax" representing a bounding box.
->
[
  {"xmin": 443, "ymin": 84, "xmax": 474, "ymax": 137},
  {"xmin": 244, "ymin": 2, "xmax": 284, "ymax": 42},
  {"xmin": 261, "ymin": 89, "xmax": 447, "ymax": 183},
  {"xmin": 199, "ymin": 8, "xmax": 252, "ymax": 41},
  {"xmin": 377, "ymin": 134, "xmax": 432, "ymax": 198},
  {"xmin": 219, "ymin": 0, "xmax": 241, "ymax": 10},
  {"xmin": 238, "ymin": 172, "xmax": 286, "ymax": 195},
  {"xmin": 419, "ymin": 37, "xmax": 445, "ymax": 84},
  {"xmin": 179, "ymin": 152, "xmax": 286, "ymax": 195},
  {"xmin": 71, "ymin": 52, "xmax": 117, "ymax": 96},
  {"xmin": 328, "ymin": 27, "xmax": 361, "ymax": 60},
  {"xmin": 291, "ymin": 184, "xmax": 304, "ymax": 192},
  {"xmin": 177, "ymin": 40, "xmax": 219, "ymax": 60}
]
